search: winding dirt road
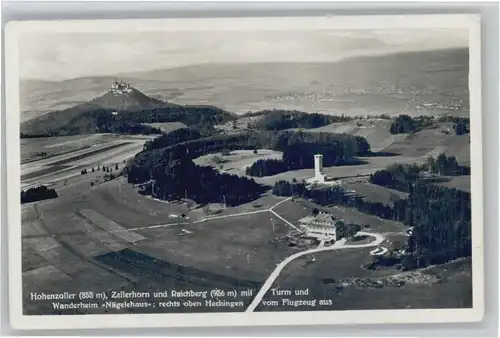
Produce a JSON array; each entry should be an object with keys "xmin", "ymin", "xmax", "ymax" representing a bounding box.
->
[{"xmin": 245, "ymin": 231, "xmax": 385, "ymax": 312}]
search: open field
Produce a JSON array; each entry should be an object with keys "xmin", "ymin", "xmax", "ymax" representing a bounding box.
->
[
  {"xmin": 21, "ymin": 133, "xmax": 154, "ymax": 164},
  {"xmin": 437, "ymin": 175, "xmax": 471, "ymax": 193},
  {"xmin": 297, "ymin": 118, "xmax": 469, "ymax": 165},
  {"xmin": 298, "ymin": 119, "xmax": 409, "ymax": 152},
  {"xmin": 131, "ymin": 212, "xmax": 299, "ymax": 282},
  {"xmin": 21, "ymin": 134, "xmax": 155, "ymax": 189},
  {"xmin": 21, "ymin": 134, "xmax": 111, "ymax": 163},
  {"xmin": 141, "ymin": 122, "xmax": 187, "ymax": 133},
  {"xmin": 343, "ymin": 182, "xmax": 409, "ymax": 206},
  {"xmin": 216, "ymin": 115, "xmax": 265, "ymax": 134},
  {"xmin": 194, "ymin": 149, "xmax": 283, "ymax": 176},
  {"xmin": 21, "ymin": 176, "xmax": 311, "ymax": 314}
]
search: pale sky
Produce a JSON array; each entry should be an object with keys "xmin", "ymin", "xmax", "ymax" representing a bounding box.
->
[{"xmin": 19, "ymin": 28, "xmax": 468, "ymax": 81}]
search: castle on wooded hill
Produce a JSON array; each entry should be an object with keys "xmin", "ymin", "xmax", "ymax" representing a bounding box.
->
[{"xmin": 111, "ymin": 80, "xmax": 132, "ymax": 95}]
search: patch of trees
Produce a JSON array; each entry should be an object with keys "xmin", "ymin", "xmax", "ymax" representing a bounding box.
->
[
  {"xmin": 20, "ymin": 133, "xmax": 52, "ymax": 138},
  {"xmin": 336, "ymin": 221, "xmax": 362, "ymax": 240},
  {"xmin": 370, "ymin": 155, "xmax": 470, "ymax": 192},
  {"xmin": 365, "ymin": 253, "xmax": 404, "ymax": 270},
  {"xmin": 453, "ymin": 117, "xmax": 470, "ymax": 135},
  {"xmin": 389, "ymin": 114, "xmax": 433, "ymax": 134},
  {"xmin": 21, "ymin": 186, "xmax": 58, "ymax": 204},
  {"xmin": 135, "ymin": 157, "xmax": 268, "ymax": 207},
  {"xmin": 363, "ymin": 114, "xmax": 392, "ymax": 120},
  {"xmin": 246, "ymin": 159, "xmax": 288, "ymax": 177},
  {"xmin": 369, "ymin": 163, "xmax": 425, "ymax": 193},
  {"xmin": 143, "ymin": 128, "xmax": 202, "ymax": 151},
  {"xmin": 436, "ymin": 116, "xmax": 470, "ymax": 135},
  {"xmin": 427, "ymin": 153, "xmax": 470, "ymax": 176},
  {"xmin": 253, "ymin": 109, "xmax": 352, "ymax": 131},
  {"xmin": 104, "ymin": 173, "xmax": 116, "ymax": 181}
]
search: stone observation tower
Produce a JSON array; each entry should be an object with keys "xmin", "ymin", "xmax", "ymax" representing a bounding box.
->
[{"xmin": 314, "ymin": 154, "xmax": 325, "ymax": 183}]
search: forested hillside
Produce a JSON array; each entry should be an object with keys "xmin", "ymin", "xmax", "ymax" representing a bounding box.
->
[
  {"xmin": 20, "ymin": 85, "xmax": 235, "ymax": 137},
  {"xmin": 253, "ymin": 109, "xmax": 352, "ymax": 131}
]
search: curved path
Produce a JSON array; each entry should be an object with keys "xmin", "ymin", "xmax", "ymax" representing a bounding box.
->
[{"xmin": 245, "ymin": 231, "xmax": 385, "ymax": 312}]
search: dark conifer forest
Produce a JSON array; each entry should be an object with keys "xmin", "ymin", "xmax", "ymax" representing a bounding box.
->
[
  {"xmin": 253, "ymin": 109, "xmax": 352, "ymax": 131},
  {"xmin": 21, "ymin": 186, "xmax": 58, "ymax": 204}
]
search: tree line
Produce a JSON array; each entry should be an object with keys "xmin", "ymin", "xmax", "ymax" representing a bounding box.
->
[
  {"xmin": 272, "ymin": 181, "xmax": 406, "ymax": 222},
  {"xmin": 135, "ymin": 156, "xmax": 268, "ymax": 207},
  {"xmin": 253, "ymin": 109, "xmax": 352, "ymax": 131},
  {"xmin": 143, "ymin": 128, "xmax": 202, "ymax": 151},
  {"xmin": 21, "ymin": 104, "xmax": 235, "ymax": 137},
  {"xmin": 389, "ymin": 114, "xmax": 470, "ymax": 135},
  {"xmin": 246, "ymin": 147, "xmax": 366, "ymax": 177},
  {"xmin": 115, "ymin": 105, "xmax": 234, "ymax": 136},
  {"xmin": 427, "ymin": 153, "xmax": 470, "ymax": 175},
  {"xmin": 369, "ymin": 154, "xmax": 470, "ymax": 193},
  {"xmin": 21, "ymin": 186, "xmax": 58, "ymax": 204}
]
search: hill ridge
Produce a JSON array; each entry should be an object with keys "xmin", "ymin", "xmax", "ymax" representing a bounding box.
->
[{"xmin": 20, "ymin": 80, "xmax": 235, "ymax": 137}]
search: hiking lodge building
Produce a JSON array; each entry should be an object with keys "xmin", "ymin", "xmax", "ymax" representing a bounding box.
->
[{"xmin": 298, "ymin": 212, "xmax": 338, "ymax": 241}]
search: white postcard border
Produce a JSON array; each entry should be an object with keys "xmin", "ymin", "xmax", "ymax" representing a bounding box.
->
[{"xmin": 5, "ymin": 14, "xmax": 483, "ymax": 330}]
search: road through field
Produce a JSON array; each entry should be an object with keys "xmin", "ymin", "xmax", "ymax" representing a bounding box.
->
[
  {"xmin": 245, "ymin": 230, "xmax": 385, "ymax": 312},
  {"xmin": 109, "ymin": 197, "xmax": 295, "ymax": 233}
]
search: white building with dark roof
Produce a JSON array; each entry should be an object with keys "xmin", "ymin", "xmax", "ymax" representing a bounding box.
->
[{"xmin": 298, "ymin": 212, "xmax": 340, "ymax": 241}]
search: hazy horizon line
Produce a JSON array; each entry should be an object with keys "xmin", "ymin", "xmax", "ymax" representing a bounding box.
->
[{"xmin": 20, "ymin": 46, "xmax": 468, "ymax": 83}]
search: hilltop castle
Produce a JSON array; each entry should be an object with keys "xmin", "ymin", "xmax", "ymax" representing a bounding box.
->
[{"xmin": 111, "ymin": 80, "xmax": 132, "ymax": 95}]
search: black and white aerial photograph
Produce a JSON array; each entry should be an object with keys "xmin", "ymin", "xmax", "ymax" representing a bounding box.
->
[{"xmin": 10, "ymin": 15, "xmax": 481, "ymax": 325}]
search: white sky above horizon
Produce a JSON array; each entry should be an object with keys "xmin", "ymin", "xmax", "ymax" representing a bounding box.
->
[{"xmin": 18, "ymin": 28, "xmax": 468, "ymax": 81}]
